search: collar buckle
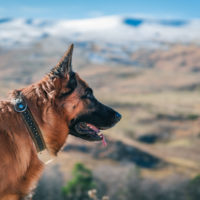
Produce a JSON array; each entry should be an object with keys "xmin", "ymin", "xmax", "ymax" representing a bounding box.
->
[{"xmin": 13, "ymin": 97, "xmax": 27, "ymax": 113}]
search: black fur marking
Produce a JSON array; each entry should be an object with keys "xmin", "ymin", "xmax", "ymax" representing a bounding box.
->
[
  {"xmin": 67, "ymin": 72, "xmax": 77, "ymax": 90},
  {"xmin": 59, "ymin": 72, "xmax": 77, "ymax": 98},
  {"xmin": 49, "ymin": 66, "xmax": 65, "ymax": 79},
  {"xmin": 81, "ymin": 88, "xmax": 94, "ymax": 99},
  {"xmin": 69, "ymin": 97, "xmax": 121, "ymax": 141}
]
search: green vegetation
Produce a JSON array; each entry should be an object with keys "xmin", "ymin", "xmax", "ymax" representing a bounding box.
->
[
  {"xmin": 187, "ymin": 114, "xmax": 199, "ymax": 120},
  {"xmin": 185, "ymin": 174, "xmax": 200, "ymax": 200},
  {"xmin": 33, "ymin": 165, "xmax": 200, "ymax": 200},
  {"xmin": 62, "ymin": 163, "xmax": 96, "ymax": 200}
]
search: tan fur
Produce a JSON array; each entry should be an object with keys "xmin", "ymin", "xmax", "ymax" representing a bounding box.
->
[{"xmin": 0, "ymin": 59, "xmax": 90, "ymax": 199}]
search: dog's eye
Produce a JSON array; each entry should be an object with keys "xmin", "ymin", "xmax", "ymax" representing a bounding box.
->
[
  {"xmin": 82, "ymin": 88, "xmax": 93, "ymax": 99},
  {"xmin": 59, "ymin": 89, "xmax": 74, "ymax": 98}
]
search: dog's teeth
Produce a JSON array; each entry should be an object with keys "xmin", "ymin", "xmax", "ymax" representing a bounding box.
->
[{"xmin": 86, "ymin": 123, "xmax": 100, "ymax": 133}]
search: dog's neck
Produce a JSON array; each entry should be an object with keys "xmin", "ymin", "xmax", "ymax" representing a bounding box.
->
[{"xmin": 17, "ymin": 78, "xmax": 69, "ymax": 156}]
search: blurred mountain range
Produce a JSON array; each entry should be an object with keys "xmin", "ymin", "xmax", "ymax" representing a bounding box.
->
[
  {"xmin": 1, "ymin": 16, "xmax": 200, "ymax": 66},
  {"xmin": 1, "ymin": 16, "xmax": 200, "ymax": 47}
]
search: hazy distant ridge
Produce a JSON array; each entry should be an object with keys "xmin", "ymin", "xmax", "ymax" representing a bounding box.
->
[{"xmin": 0, "ymin": 16, "xmax": 200, "ymax": 47}]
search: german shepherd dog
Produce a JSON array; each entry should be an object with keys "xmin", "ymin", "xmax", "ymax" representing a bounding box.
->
[{"xmin": 0, "ymin": 44, "xmax": 121, "ymax": 200}]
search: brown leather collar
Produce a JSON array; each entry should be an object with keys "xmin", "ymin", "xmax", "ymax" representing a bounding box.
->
[{"xmin": 13, "ymin": 92, "xmax": 54, "ymax": 164}]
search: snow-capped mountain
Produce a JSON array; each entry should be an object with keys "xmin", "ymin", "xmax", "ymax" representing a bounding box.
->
[{"xmin": 0, "ymin": 16, "xmax": 200, "ymax": 48}]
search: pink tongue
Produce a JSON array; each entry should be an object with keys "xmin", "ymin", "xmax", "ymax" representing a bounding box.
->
[
  {"xmin": 87, "ymin": 123, "xmax": 100, "ymax": 133},
  {"xmin": 100, "ymin": 134, "xmax": 107, "ymax": 147},
  {"xmin": 87, "ymin": 123, "xmax": 107, "ymax": 147}
]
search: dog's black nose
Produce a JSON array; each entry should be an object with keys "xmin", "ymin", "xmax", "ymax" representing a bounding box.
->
[{"xmin": 114, "ymin": 112, "xmax": 122, "ymax": 122}]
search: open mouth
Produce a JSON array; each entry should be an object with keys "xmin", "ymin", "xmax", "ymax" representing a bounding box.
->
[
  {"xmin": 69, "ymin": 110, "xmax": 121, "ymax": 145},
  {"xmin": 70, "ymin": 122, "xmax": 107, "ymax": 146}
]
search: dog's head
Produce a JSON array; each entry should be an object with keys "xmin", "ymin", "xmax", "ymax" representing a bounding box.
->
[{"xmin": 46, "ymin": 44, "xmax": 121, "ymax": 143}]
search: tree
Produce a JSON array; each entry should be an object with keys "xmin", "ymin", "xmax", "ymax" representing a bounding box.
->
[{"xmin": 62, "ymin": 163, "xmax": 96, "ymax": 200}]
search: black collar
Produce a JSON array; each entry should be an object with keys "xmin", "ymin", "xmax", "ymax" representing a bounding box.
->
[{"xmin": 13, "ymin": 93, "xmax": 46, "ymax": 152}]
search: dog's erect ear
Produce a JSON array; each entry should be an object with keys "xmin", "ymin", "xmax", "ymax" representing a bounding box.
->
[{"xmin": 52, "ymin": 44, "xmax": 74, "ymax": 77}]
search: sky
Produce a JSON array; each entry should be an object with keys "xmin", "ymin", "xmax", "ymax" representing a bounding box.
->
[{"xmin": 0, "ymin": 0, "xmax": 199, "ymax": 20}]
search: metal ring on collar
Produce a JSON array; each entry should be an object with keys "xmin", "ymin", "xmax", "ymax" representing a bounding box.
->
[{"xmin": 14, "ymin": 98, "xmax": 27, "ymax": 113}]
